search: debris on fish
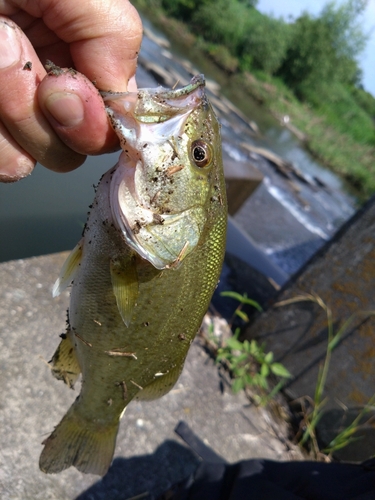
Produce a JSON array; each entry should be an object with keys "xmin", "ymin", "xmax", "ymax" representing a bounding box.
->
[{"xmin": 39, "ymin": 75, "xmax": 227, "ymax": 476}]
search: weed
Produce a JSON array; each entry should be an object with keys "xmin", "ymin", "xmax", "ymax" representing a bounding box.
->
[
  {"xmin": 220, "ymin": 290, "xmax": 263, "ymax": 322},
  {"xmin": 322, "ymin": 394, "xmax": 375, "ymax": 457},
  {"xmin": 213, "ymin": 292, "xmax": 291, "ymax": 405},
  {"xmin": 216, "ymin": 328, "xmax": 292, "ymax": 405},
  {"xmin": 275, "ymin": 293, "xmax": 375, "ymax": 458}
]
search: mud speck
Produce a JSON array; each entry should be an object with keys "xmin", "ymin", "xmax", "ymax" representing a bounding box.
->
[{"xmin": 45, "ymin": 60, "xmax": 77, "ymax": 77}]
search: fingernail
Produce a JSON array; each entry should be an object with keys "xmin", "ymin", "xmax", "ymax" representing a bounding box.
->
[
  {"xmin": 0, "ymin": 22, "xmax": 22, "ymax": 69},
  {"xmin": 127, "ymin": 75, "xmax": 137, "ymax": 92},
  {"xmin": 44, "ymin": 92, "xmax": 84, "ymax": 127},
  {"xmin": 0, "ymin": 157, "xmax": 34, "ymax": 183}
]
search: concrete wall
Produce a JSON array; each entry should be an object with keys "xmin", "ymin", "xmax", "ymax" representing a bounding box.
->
[{"xmin": 244, "ymin": 196, "xmax": 375, "ymax": 410}]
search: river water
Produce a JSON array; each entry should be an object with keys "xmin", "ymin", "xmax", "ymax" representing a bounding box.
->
[{"xmin": 0, "ymin": 15, "xmax": 358, "ymax": 276}]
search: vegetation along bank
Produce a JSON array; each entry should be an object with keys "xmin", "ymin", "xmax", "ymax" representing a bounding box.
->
[{"xmin": 134, "ymin": 0, "xmax": 375, "ymax": 199}]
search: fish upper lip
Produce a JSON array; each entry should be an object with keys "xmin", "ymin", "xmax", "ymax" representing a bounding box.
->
[
  {"xmin": 101, "ymin": 75, "xmax": 206, "ymax": 128},
  {"xmin": 101, "ymin": 74, "xmax": 205, "ymax": 102}
]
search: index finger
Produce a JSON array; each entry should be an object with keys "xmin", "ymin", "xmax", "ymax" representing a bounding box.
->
[{"xmin": 6, "ymin": 0, "xmax": 143, "ymax": 92}]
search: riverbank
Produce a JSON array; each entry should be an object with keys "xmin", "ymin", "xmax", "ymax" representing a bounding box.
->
[{"xmin": 133, "ymin": 1, "xmax": 374, "ymax": 200}]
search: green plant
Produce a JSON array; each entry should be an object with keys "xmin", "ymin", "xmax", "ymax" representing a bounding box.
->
[
  {"xmin": 217, "ymin": 328, "xmax": 292, "ymax": 403},
  {"xmin": 221, "ymin": 290, "xmax": 263, "ymax": 322},
  {"xmin": 275, "ymin": 293, "xmax": 375, "ymax": 458},
  {"xmin": 216, "ymin": 291, "xmax": 291, "ymax": 405},
  {"xmin": 322, "ymin": 394, "xmax": 375, "ymax": 456}
]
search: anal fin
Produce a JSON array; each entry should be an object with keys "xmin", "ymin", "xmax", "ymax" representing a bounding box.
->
[{"xmin": 49, "ymin": 332, "xmax": 81, "ymax": 389}]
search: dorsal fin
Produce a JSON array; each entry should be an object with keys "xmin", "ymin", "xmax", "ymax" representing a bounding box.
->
[
  {"xmin": 53, "ymin": 240, "xmax": 83, "ymax": 297},
  {"xmin": 110, "ymin": 256, "xmax": 139, "ymax": 327}
]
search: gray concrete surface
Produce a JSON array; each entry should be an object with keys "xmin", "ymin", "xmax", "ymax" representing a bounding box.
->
[
  {"xmin": 0, "ymin": 253, "xmax": 302, "ymax": 500},
  {"xmin": 244, "ymin": 196, "xmax": 375, "ymax": 409}
]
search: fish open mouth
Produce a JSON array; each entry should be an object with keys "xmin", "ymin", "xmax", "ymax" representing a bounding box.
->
[
  {"xmin": 107, "ymin": 76, "xmax": 208, "ymax": 270},
  {"xmin": 102, "ymin": 75, "xmax": 206, "ymax": 127}
]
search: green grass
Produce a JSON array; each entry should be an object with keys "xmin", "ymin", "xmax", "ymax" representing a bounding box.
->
[{"xmin": 275, "ymin": 293, "xmax": 375, "ymax": 459}]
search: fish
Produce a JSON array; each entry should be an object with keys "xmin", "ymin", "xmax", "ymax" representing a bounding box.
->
[{"xmin": 39, "ymin": 75, "xmax": 227, "ymax": 476}]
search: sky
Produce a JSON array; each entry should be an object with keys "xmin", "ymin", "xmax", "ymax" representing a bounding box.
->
[{"xmin": 256, "ymin": 0, "xmax": 375, "ymax": 96}]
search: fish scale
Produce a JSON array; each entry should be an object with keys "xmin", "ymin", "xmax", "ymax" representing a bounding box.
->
[{"xmin": 39, "ymin": 75, "xmax": 227, "ymax": 475}]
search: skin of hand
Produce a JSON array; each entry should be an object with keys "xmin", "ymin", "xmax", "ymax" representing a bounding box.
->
[{"xmin": 0, "ymin": 0, "xmax": 143, "ymax": 182}]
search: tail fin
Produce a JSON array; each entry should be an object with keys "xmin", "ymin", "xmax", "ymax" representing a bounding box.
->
[{"xmin": 39, "ymin": 401, "xmax": 119, "ymax": 476}]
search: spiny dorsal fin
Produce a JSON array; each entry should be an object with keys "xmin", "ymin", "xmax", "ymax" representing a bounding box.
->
[
  {"xmin": 49, "ymin": 332, "xmax": 81, "ymax": 389},
  {"xmin": 53, "ymin": 240, "xmax": 83, "ymax": 297},
  {"xmin": 110, "ymin": 256, "xmax": 139, "ymax": 327}
]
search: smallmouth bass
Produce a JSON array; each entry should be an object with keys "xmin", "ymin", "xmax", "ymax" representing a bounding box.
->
[{"xmin": 39, "ymin": 75, "xmax": 227, "ymax": 475}]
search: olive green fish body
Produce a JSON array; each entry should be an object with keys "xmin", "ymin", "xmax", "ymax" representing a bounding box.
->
[{"xmin": 39, "ymin": 76, "xmax": 227, "ymax": 475}]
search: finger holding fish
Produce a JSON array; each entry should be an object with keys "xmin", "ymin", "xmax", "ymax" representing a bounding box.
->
[{"xmin": 0, "ymin": 0, "xmax": 142, "ymax": 181}]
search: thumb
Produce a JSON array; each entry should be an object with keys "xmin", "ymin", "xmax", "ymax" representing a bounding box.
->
[{"xmin": 16, "ymin": 0, "xmax": 143, "ymax": 91}]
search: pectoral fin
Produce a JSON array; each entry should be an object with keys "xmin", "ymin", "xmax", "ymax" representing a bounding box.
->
[
  {"xmin": 49, "ymin": 332, "xmax": 81, "ymax": 389},
  {"xmin": 135, "ymin": 363, "xmax": 183, "ymax": 401},
  {"xmin": 110, "ymin": 256, "xmax": 139, "ymax": 327},
  {"xmin": 53, "ymin": 240, "xmax": 83, "ymax": 297}
]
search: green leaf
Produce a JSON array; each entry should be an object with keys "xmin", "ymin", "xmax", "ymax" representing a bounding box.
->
[
  {"xmin": 249, "ymin": 340, "xmax": 259, "ymax": 355},
  {"xmin": 216, "ymin": 352, "xmax": 230, "ymax": 363},
  {"xmin": 243, "ymin": 340, "xmax": 251, "ymax": 353},
  {"xmin": 241, "ymin": 298, "xmax": 263, "ymax": 312},
  {"xmin": 260, "ymin": 377, "xmax": 269, "ymax": 390},
  {"xmin": 232, "ymin": 377, "xmax": 244, "ymax": 394},
  {"xmin": 264, "ymin": 351, "xmax": 274, "ymax": 364},
  {"xmin": 221, "ymin": 291, "xmax": 247, "ymax": 302},
  {"xmin": 261, "ymin": 363, "xmax": 270, "ymax": 378},
  {"xmin": 233, "ymin": 328, "xmax": 241, "ymax": 339},
  {"xmin": 220, "ymin": 291, "xmax": 263, "ymax": 311},
  {"xmin": 253, "ymin": 373, "xmax": 268, "ymax": 390},
  {"xmin": 270, "ymin": 363, "xmax": 292, "ymax": 378},
  {"xmin": 226, "ymin": 338, "xmax": 244, "ymax": 351},
  {"xmin": 244, "ymin": 373, "xmax": 255, "ymax": 385},
  {"xmin": 235, "ymin": 309, "xmax": 249, "ymax": 322},
  {"xmin": 236, "ymin": 366, "xmax": 247, "ymax": 377},
  {"xmin": 235, "ymin": 353, "xmax": 249, "ymax": 364}
]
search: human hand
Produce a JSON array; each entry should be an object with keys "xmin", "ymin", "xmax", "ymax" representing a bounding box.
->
[{"xmin": 0, "ymin": 0, "xmax": 142, "ymax": 182}]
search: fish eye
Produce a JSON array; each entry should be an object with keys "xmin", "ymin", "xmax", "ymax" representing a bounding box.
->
[{"xmin": 191, "ymin": 140, "xmax": 212, "ymax": 168}]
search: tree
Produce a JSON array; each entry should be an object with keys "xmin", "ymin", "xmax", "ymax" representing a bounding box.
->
[
  {"xmin": 276, "ymin": 0, "xmax": 369, "ymax": 99},
  {"xmin": 240, "ymin": 12, "xmax": 292, "ymax": 75},
  {"xmin": 191, "ymin": 0, "xmax": 252, "ymax": 56},
  {"xmin": 161, "ymin": 0, "xmax": 214, "ymax": 22}
]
